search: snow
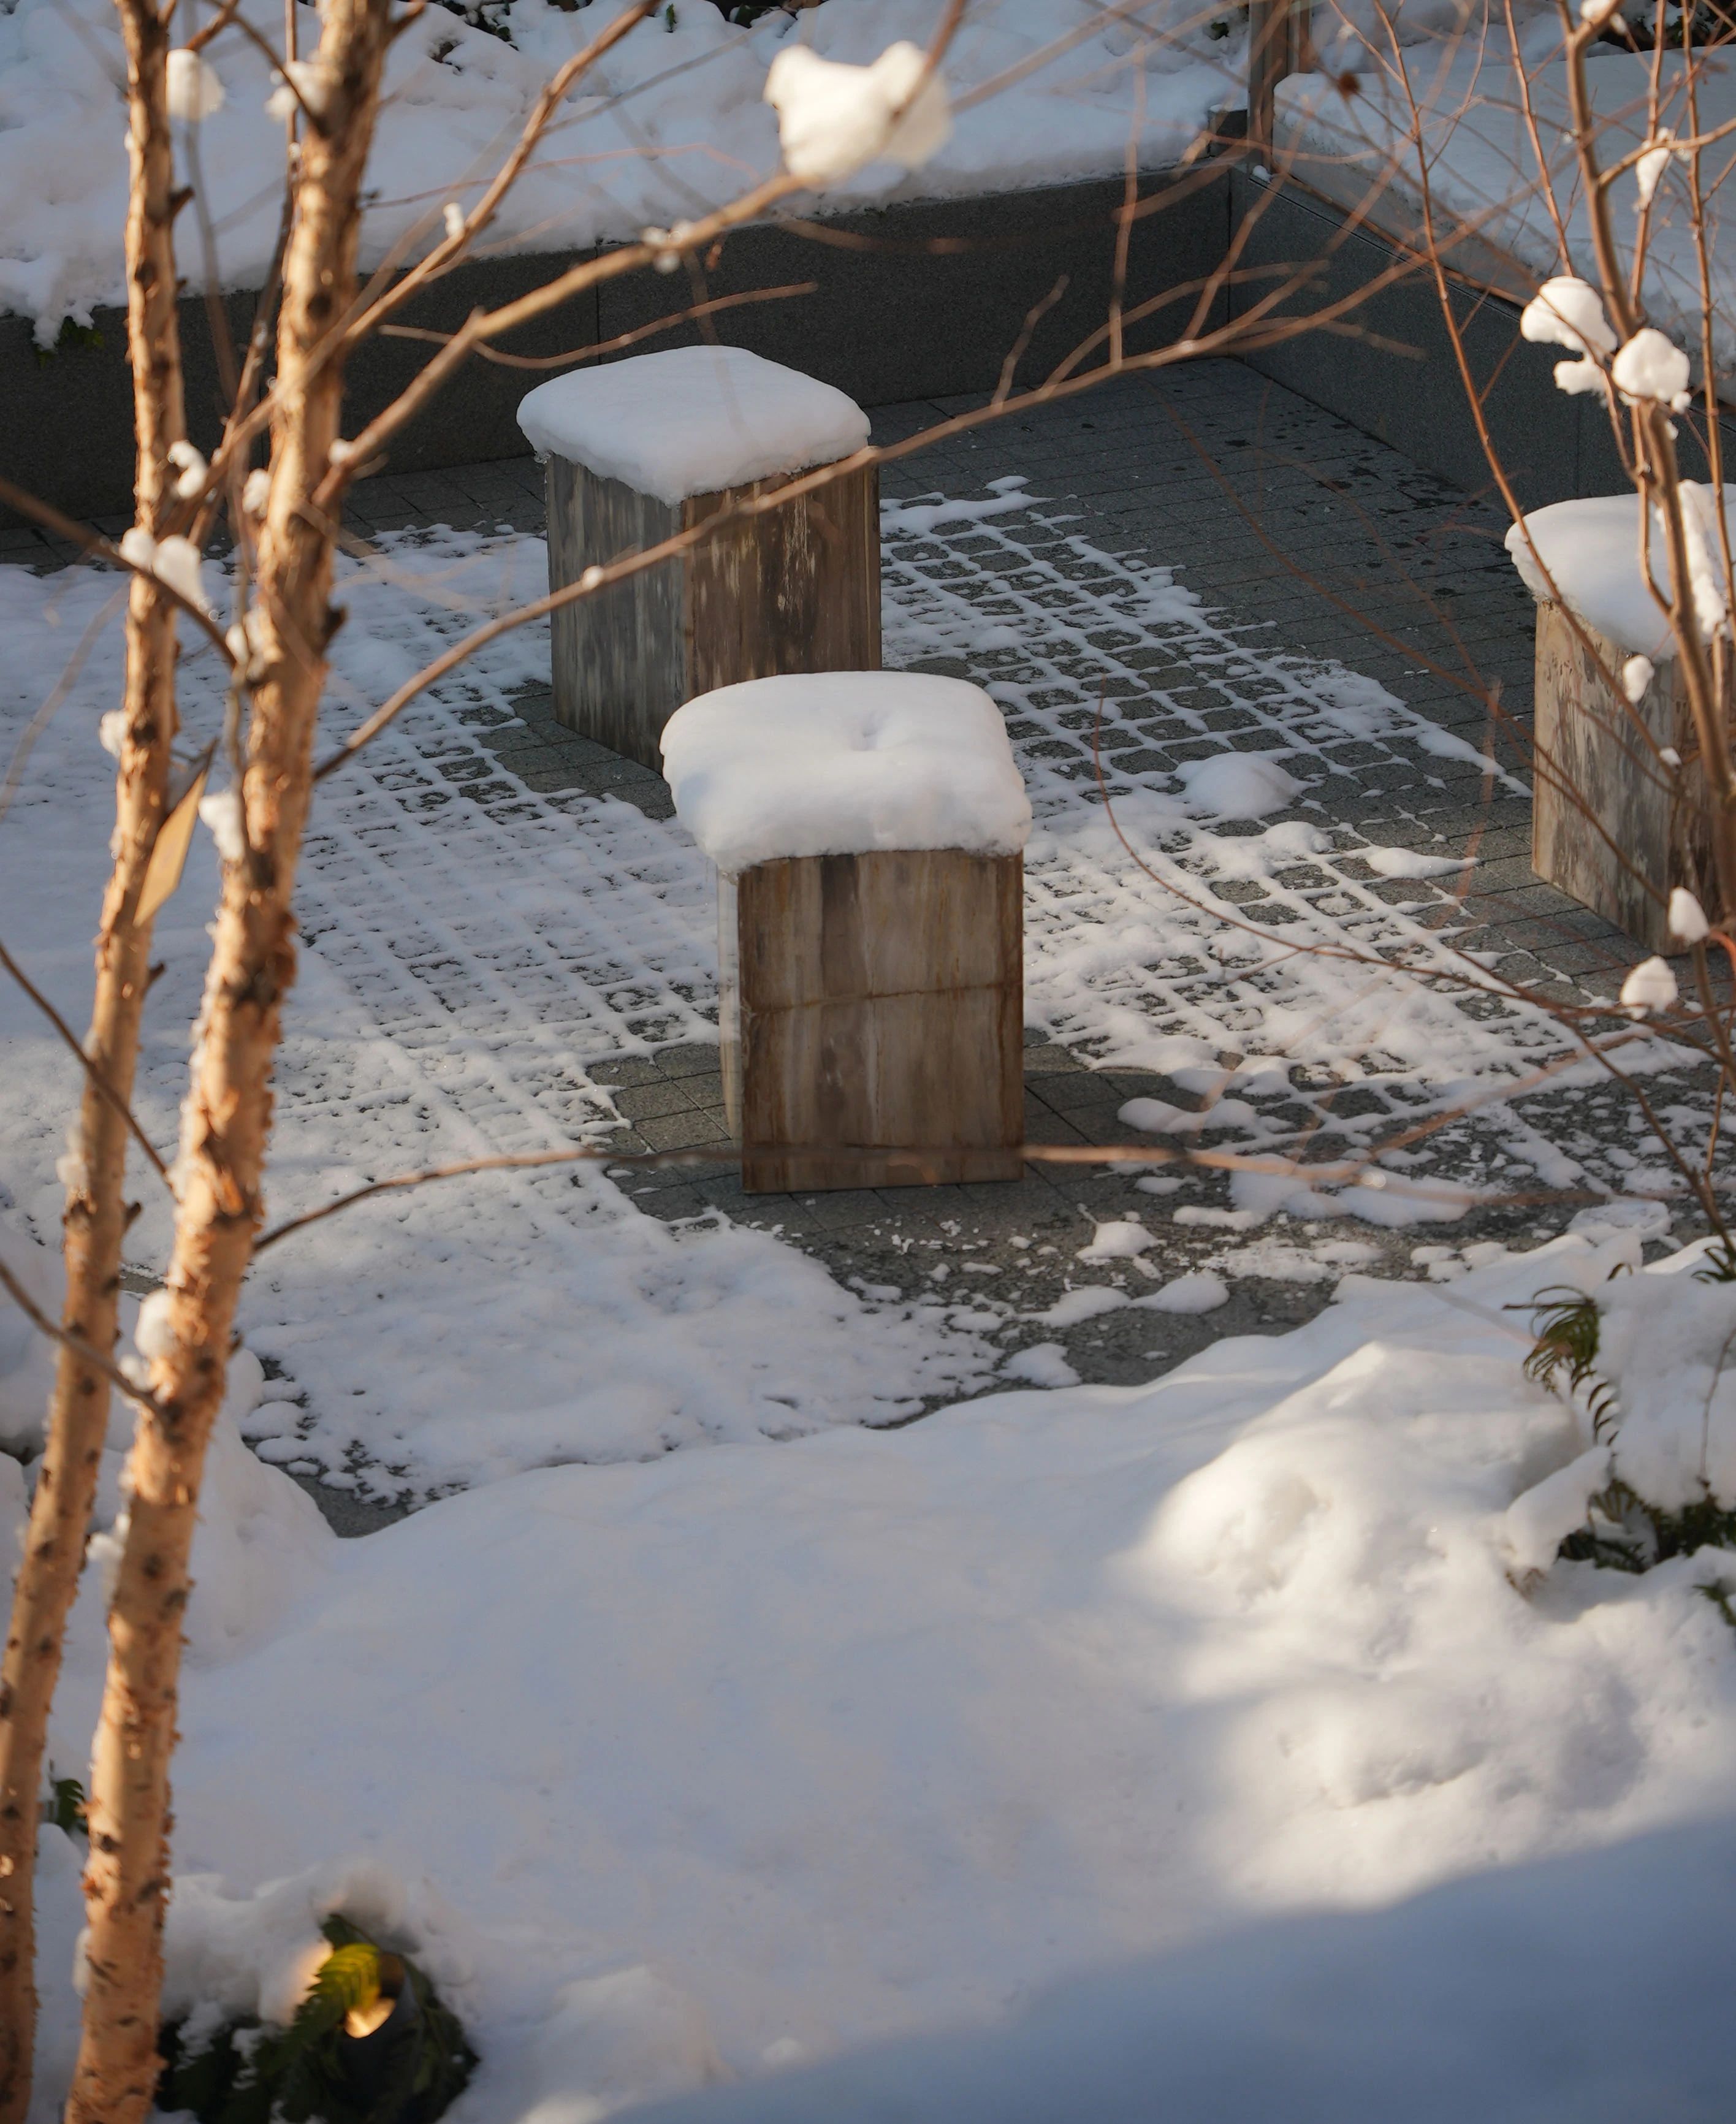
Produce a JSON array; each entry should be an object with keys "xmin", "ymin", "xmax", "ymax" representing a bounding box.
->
[
  {"xmin": 764, "ymin": 41, "xmax": 952, "ymax": 188},
  {"xmin": 0, "ymin": 534, "xmax": 1002, "ymax": 1507},
  {"xmin": 514, "ymin": 348, "xmax": 869, "ymax": 506},
  {"xmin": 1500, "ymin": 1442, "xmax": 1610, "ymax": 1577},
  {"xmin": 1, "ymin": 449, "xmax": 1734, "ymax": 2117},
  {"xmin": 1363, "ymin": 843, "xmax": 1473, "ymax": 879},
  {"xmin": 1505, "ymin": 487, "xmax": 1736, "ymax": 657},
  {"xmin": 5, "ymin": 1230, "xmax": 1731, "ymax": 2122},
  {"xmin": 660, "ymin": 672, "xmax": 1032, "ymax": 873},
  {"xmin": 1578, "ymin": 1240, "xmax": 1736, "ymax": 1507},
  {"xmin": 1612, "ymin": 327, "xmax": 1692, "ymax": 409},
  {"xmin": 1143, "ymin": 1267, "xmax": 1230, "ymax": 1312},
  {"xmin": 1276, "ymin": 40, "xmax": 1736, "ymax": 379},
  {"xmin": 0, "ymin": 0, "xmax": 1234, "ymax": 343},
  {"xmin": 1075, "ymin": 1219, "xmax": 1155, "ymax": 1263},
  {"xmin": 998, "ymin": 1341, "xmax": 1079, "ymax": 1387},
  {"xmin": 1029, "ymin": 1268, "xmax": 1230, "ymax": 1325},
  {"xmin": 165, "ymin": 48, "xmax": 226, "ymax": 126},
  {"xmin": 1670, "ymin": 887, "xmax": 1710, "ymax": 943},
  {"xmin": 1174, "ymin": 751, "xmax": 1301, "ymax": 818},
  {"xmin": 1519, "ymin": 275, "xmax": 1614, "ymax": 359},
  {"xmin": 1620, "ymin": 956, "xmax": 1678, "ymax": 1014},
  {"xmin": 0, "ymin": 482, "xmax": 1705, "ymax": 1502}
]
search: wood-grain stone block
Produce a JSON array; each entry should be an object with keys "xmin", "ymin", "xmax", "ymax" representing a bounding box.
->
[
  {"xmin": 719, "ymin": 850, "xmax": 1024, "ymax": 1194},
  {"xmin": 543, "ymin": 455, "xmax": 880, "ymax": 771},
  {"xmin": 519, "ymin": 346, "xmax": 880, "ymax": 773},
  {"xmin": 1531, "ymin": 599, "xmax": 1719, "ymax": 953}
]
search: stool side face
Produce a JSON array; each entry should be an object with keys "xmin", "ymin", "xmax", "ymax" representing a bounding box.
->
[
  {"xmin": 547, "ymin": 457, "xmax": 687, "ymax": 771},
  {"xmin": 729, "ymin": 849, "xmax": 1022, "ymax": 1193},
  {"xmin": 545, "ymin": 455, "xmax": 882, "ymax": 779},
  {"xmin": 685, "ymin": 462, "xmax": 881, "ymax": 701},
  {"xmin": 1532, "ymin": 600, "xmax": 1718, "ymax": 953}
]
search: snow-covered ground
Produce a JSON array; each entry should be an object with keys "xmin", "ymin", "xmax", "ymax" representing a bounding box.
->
[
  {"xmin": 0, "ymin": 487, "xmax": 1702, "ymax": 1496},
  {"xmin": 2, "ymin": 475, "xmax": 1732, "ymax": 2117},
  {"xmin": 4, "ymin": 1226, "xmax": 1734, "ymax": 2120},
  {"xmin": 0, "ymin": 0, "xmax": 1243, "ymax": 343}
]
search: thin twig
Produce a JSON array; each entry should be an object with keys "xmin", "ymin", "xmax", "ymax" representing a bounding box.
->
[
  {"xmin": 0, "ymin": 937, "xmax": 173, "ymax": 1187},
  {"xmin": 0, "ymin": 476, "xmax": 235, "ymax": 668},
  {"xmin": 0, "ymin": 1258, "xmax": 165, "ymax": 1420}
]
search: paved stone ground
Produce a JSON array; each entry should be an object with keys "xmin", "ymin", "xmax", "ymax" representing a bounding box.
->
[
  {"xmin": 311, "ymin": 359, "xmax": 1707, "ymax": 1433},
  {"xmin": 18, "ymin": 359, "xmax": 1712, "ymax": 1532}
]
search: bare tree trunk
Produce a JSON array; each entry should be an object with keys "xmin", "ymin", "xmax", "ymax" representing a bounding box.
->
[
  {"xmin": 0, "ymin": 5, "xmax": 184, "ymax": 2117},
  {"xmin": 66, "ymin": 8, "xmax": 392, "ymax": 2119}
]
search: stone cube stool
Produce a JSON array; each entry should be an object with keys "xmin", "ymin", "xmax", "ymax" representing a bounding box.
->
[
  {"xmin": 661, "ymin": 672, "xmax": 1031, "ymax": 1194},
  {"xmin": 1507, "ymin": 493, "xmax": 1725, "ymax": 951},
  {"xmin": 517, "ymin": 346, "xmax": 880, "ymax": 773}
]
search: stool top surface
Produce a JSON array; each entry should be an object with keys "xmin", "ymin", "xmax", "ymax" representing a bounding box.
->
[
  {"xmin": 1506, "ymin": 484, "xmax": 1736, "ymax": 659},
  {"xmin": 661, "ymin": 672, "xmax": 1032, "ymax": 875},
  {"xmin": 516, "ymin": 346, "xmax": 870, "ymax": 504}
]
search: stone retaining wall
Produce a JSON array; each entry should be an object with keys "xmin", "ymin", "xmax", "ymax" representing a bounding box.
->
[{"xmin": 0, "ymin": 170, "xmax": 1230, "ymax": 528}]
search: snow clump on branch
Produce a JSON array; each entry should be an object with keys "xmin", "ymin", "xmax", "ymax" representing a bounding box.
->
[
  {"xmin": 1619, "ymin": 956, "xmax": 1678, "ymax": 1014},
  {"xmin": 1612, "ymin": 327, "xmax": 1692, "ymax": 411},
  {"xmin": 166, "ymin": 48, "xmax": 226, "ymax": 124},
  {"xmin": 764, "ymin": 42, "xmax": 951, "ymax": 187},
  {"xmin": 1521, "ymin": 276, "xmax": 1614, "ymax": 398},
  {"xmin": 1635, "ymin": 132, "xmax": 1687, "ymax": 210},
  {"xmin": 1669, "ymin": 888, "xmax": 1710, "ymax": 943},
  {"xmin": 199, "ymin": 788, "xmax": 248, "ymax": 866},
  {"xmin": 117, "ymin": 528, "xmax": 215, "ymax": 618},
  {"xmin": 1520, "ymin": 277, "xmax": 1615, "ymax": 357},
  {"xmin": 266, "ymin": 59, "xmax": 327, "ymax": 124}
]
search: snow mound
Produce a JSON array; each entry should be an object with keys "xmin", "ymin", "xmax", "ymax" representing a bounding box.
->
[
  {"xmin": 1176, "ymin": 753, "xmax": 1301, "ymax": 819},
  {"xmin": 661, "ymin": 672, "xmax": 1030, "ymax": 873},
  {"xmin": 1141, "ymin": 1269, "xmax": 1229, "ymax": 1314},
  {"xmin": 516, "ymin": 348, "xmax": 869, "ymax": 506},
  {"xmin": 119, "ymin": 1239, "xmax": 1736, "ymax": 2123},
  {"xmin": 1565, "ymin": 1241, "xmax": 1736, "ymax": 1509},
  {"xmin": 160, "ymin": 1856, "xmax": 476, "ymax": 2030}
]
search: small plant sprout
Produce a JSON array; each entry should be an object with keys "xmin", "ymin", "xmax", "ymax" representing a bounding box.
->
[
  {"xmin": 1670, "ymin": 888, "xmax": 1710, "ymax": 944},
  {"xmin": 1620, "ymin": 956, "xmax": 1678, "ymax": 1015}
]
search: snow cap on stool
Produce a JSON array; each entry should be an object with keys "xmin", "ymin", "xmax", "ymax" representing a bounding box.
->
[
  {"xmin": 660, "ymin": 671, "xmax": 1032, "ymax": 876},
  {"xmin": 515, "ymin": 346, "xmax": 870, "ymax": 506},
  {"xmin": 1505, "ymin": 484, "xmax": 1736, "ymax": 657}
]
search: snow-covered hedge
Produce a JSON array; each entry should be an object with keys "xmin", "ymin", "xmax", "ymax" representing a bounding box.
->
[{"xmin": 0, "ymin": 0, "xmax": 1234, "ymax": 343}]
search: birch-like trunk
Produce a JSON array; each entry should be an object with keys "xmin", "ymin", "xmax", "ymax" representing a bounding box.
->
[
  {"xmin": 66, "ymin": 8, "xmax": 392, "ymax": 2119},
  {"xmin": 0, "ymin": 6, "xmax": 184, "ymax": 2118}
]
